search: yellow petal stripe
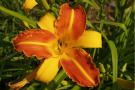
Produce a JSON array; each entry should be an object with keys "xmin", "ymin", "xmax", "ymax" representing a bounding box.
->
[
  {"xmin": 72, "ymin": 30, "xmax": 102, "ymax": 48},
  {"xmin": 67, "ymin": 9, "xmax": 74, "ymax": 33},
  {"xmin": 55, "ymin": 3, "xmax": 86, "ymax": 40},
  {"xmin": 72, "ymin": 57, "xmax": 95, "ymax": 85},
  {"xmin": 62, "ymin": 53, "xmax": 95, "ymax": 85},
  {"xmin": 37, "ymin": 13, "xmax": 56, "ymax": 34},
  {"xmin": 16, "ymin": 41, "xmax": 52, "ymax": 47},
  {"xmin": 35, "ymin": 57, "xmax": 61, "ymax": 82},
  {"xmin": 15, "ymin": 41, "xmax": 58, "ymax": 59},
  {"xmin": 23, "ymin": 0, "xmax": 38, "ymax": 13}
]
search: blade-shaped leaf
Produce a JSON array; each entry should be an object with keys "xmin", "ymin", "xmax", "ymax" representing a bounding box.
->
[{"xmin": 108, "ymin": 40, "xmax": 118, "ymax": 88}]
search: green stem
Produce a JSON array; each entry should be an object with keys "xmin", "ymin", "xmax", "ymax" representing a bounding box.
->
[
  {"xmin": 98, "ymin": 75, "xmax": 105, "ymax": 90},
  {"xmin": 0, "ymin": 5, "xmax": 37, "ymax": 28},
  {"xmin": 51, "ymin": 7, "xmax": 59, "ymax": 18},
  {"xmin": 41, "ymin": 0, "xmax": 50, "ymax": 10},
  {"xmin": 44, "ymin": 69, "xmax": 67, "ymax": 90},
  {"xmin": 92, "ymin": 48, "xmax": 96, "ymax": 59},
  {"xmin": 71, "ymin": 85, "xmax": 81, "ymax": 90}
]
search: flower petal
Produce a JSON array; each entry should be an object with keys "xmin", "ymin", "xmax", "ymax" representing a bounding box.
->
[
  {"xmin": 8, "ymin": 64, "xmax": 39, "ymax": 90},
  {"xmin": 23, "ymin": 0, "xmax": 38, "ymax": 13},
  {"xmin": 60, "ymin": 49, "xmax": 100, "ymax": 87},
  {"xmin": 55, "ymin": 3, "xmax": 86, "ymax": 40},
  {"xmin": 72, "ymin": 30, "xmax": 102, "ymax": 48},
  {"xmin": 35, "ymin": 56, "xmax": 61, "ymax": 82},
  {"xmin": 37, "ymin": 13, "xmax": 56, "ymax": 34},
  {"xmin": 13, "ymin": 29, "xmax": 58, "ymax": 59}
]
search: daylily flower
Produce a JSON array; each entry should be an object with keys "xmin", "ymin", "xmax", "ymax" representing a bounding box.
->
[
  {"xmin": 9, "ymin": 3, "xmax": 102, "ymax": 89},
  {"xmin": 23, "ymin": 0, "xmax": 38, "ymax": 13}
]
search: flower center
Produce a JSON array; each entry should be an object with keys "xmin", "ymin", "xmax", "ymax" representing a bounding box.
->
[
  {"xmin": 57, "ymin": 39, "xmax": 74, "ymax": 55},
  {"xmin": 53, "ymin": 38, "xmax": 75, "ymax": 56}
]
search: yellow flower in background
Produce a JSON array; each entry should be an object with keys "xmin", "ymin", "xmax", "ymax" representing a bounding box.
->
[
  {"xmin": 23, "ymin": 0, "xmax": 38, "ymax": 12},
  {"xmin": 9, "ymin": 3, "xmax": 102, "ymax": 90}
]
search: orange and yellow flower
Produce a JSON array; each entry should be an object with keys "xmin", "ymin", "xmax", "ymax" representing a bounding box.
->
[{"xmin": 9, "ymin": 3, "xmax": 102, "ymax": 89}]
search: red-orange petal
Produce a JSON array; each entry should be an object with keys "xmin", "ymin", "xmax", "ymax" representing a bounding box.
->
[
  {"xmin": 13, "ymin": 29, "xmax": 58, "ymax": 59},
  {"xmin": 60, "ymin": 49, "xmax": 100, "ymax": 87},
  {"xmin": 55, "ymin": 3, "xmax": 86, "ymax": 41}
]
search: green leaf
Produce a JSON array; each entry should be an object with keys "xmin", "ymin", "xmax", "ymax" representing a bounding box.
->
[
  {"xmin": 83, "ymin": 0, "xmax": 100, "ymax": 12},
  {"xmin": 88, "ymin": 20, "xmax": 127, "ymax": 36},
  {"xmin": 108, "ymin": 40, "xmax": 118, "ymax": 89},
  {"xmin": 0, "ymin": 5, "xmax": 37, "ymax": 28}
]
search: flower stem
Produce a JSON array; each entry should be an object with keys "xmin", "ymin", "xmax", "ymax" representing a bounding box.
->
[
  {"xmin": 40, "ymin": 0, "xmax": 50, "ymax": 10},
  {"xmin": 44, "ymin": 69, "xmax": 67, "ymax": 90},
  {"xmin": 71, "ymin": 85, "xmax": 81, "ymax": 90},
  {"xmin": 92, "ymin": 48, "xmax": 96, "ymax": 59},
  {"xmin": 98, "ymin": 75, "xmax": 105, "ymax": 90},
  {"xmin": 0, "ymin": 5, "xmax": 37, "ymax": 28}
]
